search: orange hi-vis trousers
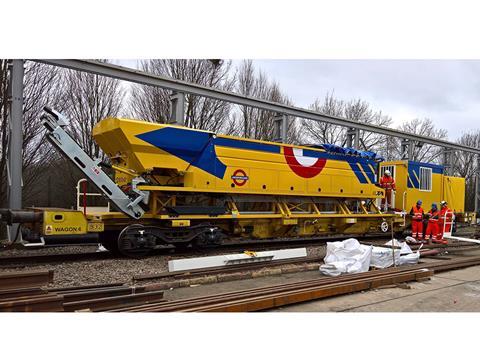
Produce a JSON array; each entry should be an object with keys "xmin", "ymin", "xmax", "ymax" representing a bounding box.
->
[
  {"xmin": 411, "ymin": 220, "xmax": 423, "ymax": 239},
  {"xmin": 425, "ymin": 220, "xmax": 438, "ymax": 241}
]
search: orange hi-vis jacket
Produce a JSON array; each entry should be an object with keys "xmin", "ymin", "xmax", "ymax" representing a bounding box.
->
[
  {"xmin": 439, "ymin": 206, "xmax": 452, "ymax": 220},
  {"xmin": 410, "ymin": 205, "xmax": 424, "ymax": 221},
  {"xmin": 428, "ymin": 209, "xmax": 439, "ymax": 222},
  {"xmin": 380, "ymin": 175, "xmax": 396, "ymax": 191}
]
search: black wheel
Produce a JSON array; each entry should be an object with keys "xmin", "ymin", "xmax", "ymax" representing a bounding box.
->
[
  {"xmin": 193, "ymin": 227, "xmax": 224, "ymax": 247},
  {"xmin": 99, "ymin": 231, "xmax": 121, "ymax": 255},
  {"xmin": 117, "ymin": 224, "xmax": 152, "ymax": 258}
]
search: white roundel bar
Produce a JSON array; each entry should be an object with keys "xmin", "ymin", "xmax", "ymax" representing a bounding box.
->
[{"xmin": 292, "ymin": 148, "xmax": 318, "ymax": 167}]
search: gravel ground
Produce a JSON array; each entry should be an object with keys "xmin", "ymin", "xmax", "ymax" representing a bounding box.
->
[
  {"xmin": 0, "ymin": 244, "xmax": 329, "ymax": 288},
  {"xmin": 0, "ymin": 229, "xmax": 476, "ymax": 288},
  {"xmin": 0, "ymin": 244, "xmax": 100, "ymax": 257}
]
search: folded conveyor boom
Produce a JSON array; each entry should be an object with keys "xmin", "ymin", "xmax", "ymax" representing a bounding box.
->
[{"xmin": 41, "ymin": 107, "xmax": 146, "ymax": 219}]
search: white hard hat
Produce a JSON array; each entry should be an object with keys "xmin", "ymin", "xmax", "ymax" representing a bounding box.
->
[{"xmin": 384, "ymin": 170, "xmax": 391, "ymax": 176}]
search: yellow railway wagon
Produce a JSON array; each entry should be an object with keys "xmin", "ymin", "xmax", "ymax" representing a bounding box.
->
[
  {"xmin": 93, "ymin": 118, "xmax": 384, "ymax": 199},
  {"xmin": 380, "ymin": 160, "xmax": 465, "ymax": 213},
  {"xmin": 3, "ymin": 115, "xmax": 406, "ymax": 257},
  {"xmin": 91, "ymin": 118, "xmax": 403, "ymax": 255}
]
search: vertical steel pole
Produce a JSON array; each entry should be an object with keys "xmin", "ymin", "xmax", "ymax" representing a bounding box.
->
[
  {"xmin": 273, "ymin": 114, "xmax": 288, "ymax": 143},
  {"xmin": 475, "ymin": 155, "xmax": 480, "ymax": 217},
  {"xmin": 7, "ymin": 59, "xmax": 24, "ymax": 242},
  {"xmin": 281, "ymin": 114, "xmax": 288, "ymax": 142},
  {"xmin": 353, "ymin": 128, "xmax": 360, "ymax": 149},
  {"xmin": 346, "ymin": 128, "xmax": 354, "ymax": 148},
  {"xmin": 401, "ymin": 139, "xmax": 411, "ymax": 160},
  {"xmin": 169, "ymin": 91, "xmax": 185, "ymax": 125},
  {"xmin": 442, "ymin": 148, "xmax": 453, "ymax": 176},
  {"xmin": 346, "ymin": 120, "xmax": 359, "ymax": 148},
  {"xmin": 442, "ymin": 148, "xmax": 447, "ymax": 174}
]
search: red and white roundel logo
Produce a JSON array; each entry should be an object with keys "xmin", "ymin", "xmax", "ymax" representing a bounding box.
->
[
  {"xmin": 284, "ymin": 147, "xmax": 326, "ymax": 178},
  {"xmin": 231, "ymin": 169, "xmax": 248, "ymax": 186}
]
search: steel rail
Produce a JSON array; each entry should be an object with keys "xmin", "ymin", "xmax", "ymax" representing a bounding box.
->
[
  {"xmin": 113, "ymin": 268, "xmax": 432, "ymax": 312},
  {"xmin": 133, "ymin": 256, "xmax": 323, "ymax": 281},
  {"xmin": 59, "ymin": 286, "xmax": 148, "ymax": 303},
  {"xmin": 35, "ymin": 59, "xmax": 480, "ymax": 155},
  {"xmin": 112, "ymin": 266, "xmax": 434, "ymax": 312},
  {"xmin": 115, "ymin": 255, "xmax": 480, "ymax": 312},
  {"xmin": 0, "ymin": 294, "xmax": 64, "ymax": 312},
  {"xmin": 0, "ymin": 280, "xmax": 165, "ymax": 312},
  {"xmin": 185, "ymin": 270, "xmax": 433, "ymax": 312},
  {"xmin": 63, "ymin": 290, "xmax": 165, "ymax": 312},
  {"xmin": 0, "ymin": 287, "xmax": 47, "ymax": 300},
  {"xmin": 47, "ymin": 282, "xmax": 125, "ymax": 292},
  {"xmin": 0, "ymin": 270, "xmax": 54, "ymax": 290}
]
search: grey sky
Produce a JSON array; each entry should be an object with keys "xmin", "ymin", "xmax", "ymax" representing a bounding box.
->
[{"xmin": 115, "ymin": 60, "xmax": 480, "ymax": 140}]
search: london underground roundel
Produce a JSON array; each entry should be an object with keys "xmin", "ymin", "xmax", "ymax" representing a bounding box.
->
[
  {"xmin": 231, "ymin": 169, "xmax": 248, "ymax": 186},
  {"xmin": 284, "ymin": 146, "xmax": 326, "ymax": 178}
]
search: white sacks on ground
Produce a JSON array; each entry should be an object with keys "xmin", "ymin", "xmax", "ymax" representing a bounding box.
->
[
  {"xmin": 385, "ymin": 238, "xmax": 420, "ymax": 265},
  {"xmin": 398, "ymin": 251, "xmax": 420, "ymax": 266},
  {"xmin": 385, "ymin": 239, "xmax": 413, "ymax": 255},
  {"xmin": 320, "ymin": 238, "xmax": 372, "ymax": 276},
  {"xmin": 370, "ymin": 239, "xmax": 419, "ymax": 268},
  {"xmin": 370, "ymin": 246, "xmax": 401, "ymax": 269}
]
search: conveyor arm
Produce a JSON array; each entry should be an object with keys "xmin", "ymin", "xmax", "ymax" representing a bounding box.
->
[{"xmin": 41, "ymin": 107, "xmax": 148, "ymax": 219}]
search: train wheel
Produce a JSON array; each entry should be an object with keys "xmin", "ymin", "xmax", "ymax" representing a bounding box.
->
[
  {"xmin": 380, "ymin": 221, "xmax": 389, "ymax": 233},
  {"xmin": 117, "ymin": 224, "xmax": 152, "ymax": 258},
  {"xmin": 99, "ymin": 231, "xmax": 121, "ymax": 255}
]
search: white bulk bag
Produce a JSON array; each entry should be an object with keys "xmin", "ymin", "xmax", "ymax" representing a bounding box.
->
[{"xmin": 320, "ymin": 238, "xmax": 372, "ymax": 276}]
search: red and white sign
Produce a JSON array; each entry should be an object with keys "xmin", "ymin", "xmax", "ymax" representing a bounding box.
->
[
  {"xmin": 284, "ymin": 146, "xmax": 326, "ymax": 178},
  {"xmin": 231, "ymin": 169, "xmax": 248, "ymax": 186}
]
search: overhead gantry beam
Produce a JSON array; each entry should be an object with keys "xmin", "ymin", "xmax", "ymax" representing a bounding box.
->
[{"xmin": 36, "ymin": 59, "xmax": 480, "ymax": 155}]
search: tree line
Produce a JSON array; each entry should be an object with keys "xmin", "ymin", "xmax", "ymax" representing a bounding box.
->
[{"xmin": 0, "ymin": 59, "xmax": 478, "ymax": 213}]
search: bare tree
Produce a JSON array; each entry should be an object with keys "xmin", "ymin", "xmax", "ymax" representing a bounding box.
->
[
  {"xmin": 380, "ymin": 118, "xmax": 448, "ymax": 163},
  {"xmin": 232, "ymin": 60, "xmax": 299, "ymax": 143},
  {"xmin": 60, "ymin": 60, "xmax": 126, "ymax": 159},
  {"xmin": 0, "ymin": 61, "xmax": 63, "ymax": 208},
  {"xmin": 453, "ymin": 131, "xmax": 480, "ymax": 210},
  {"xmin": 301, "ymin": 92, "xmax": 392, "ymax": 150},
  {"xmin": 301, "ymin": 93, "xmax": 345, "ymax": 145},
  {"xmin": 129, "ymin": 59, "xmax": 235, "ymax": 132}
]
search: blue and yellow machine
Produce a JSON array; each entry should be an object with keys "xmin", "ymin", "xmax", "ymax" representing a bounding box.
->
[
  {"xmin": 94, "ymin": 118, "xmax": 385, "ymax": 199},
  {"xmin": 90, "ymin": 118, "xmax": 402, "ymax": 254},
  {"xmin": 7, "ymin": 111, "xmax": 465, "ymax": 256}
]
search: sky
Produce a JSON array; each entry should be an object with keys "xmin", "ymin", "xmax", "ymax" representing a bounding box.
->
[{"xmin": 115, "ymin": 60, "xmax": 480, "ymax": 140}]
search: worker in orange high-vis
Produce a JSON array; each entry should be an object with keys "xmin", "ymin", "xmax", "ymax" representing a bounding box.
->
[
  {"xmin": 425, "ymin": 203, "xmax": 440, "ymax": 244},
  {"xmin": 379, "ymin": 170, "xmax": 396, "ymax": 211},
  {"xmin": 437, "ymin": 200, "xmax": 452, "ymax": 244},
  {"xmin": 409, "ymin": 200, "xmax": 424, "ymax": 241}
]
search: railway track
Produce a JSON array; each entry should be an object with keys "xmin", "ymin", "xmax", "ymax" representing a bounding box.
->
[
  {"xmin": 1, "ymin": 236, "xmax": 477, "ymax": 269},
  {"xmin": 115, "ymin": 255, "xmax": 480, "ymax": 312},
  {"xmin": 0, "ymin": 271, "xmax": 166, "ymax": 312},
  {"xmin": 0, "ymin": 236, "xmax": 366, "ymax": 267},
  {"xmin": 3, "ymin": 250, "xmax": 480, "ymax": 312},
  {"xmin": 131, "ymin": 244, "xmax": 455, "ymax": 284},
  {"xmin": 133, "ymin": 255, "xmax": 324, "ymax": 282},
  {"xmin": 112, "ymin": 268, "xmax": 434, "ymax": 312}
]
